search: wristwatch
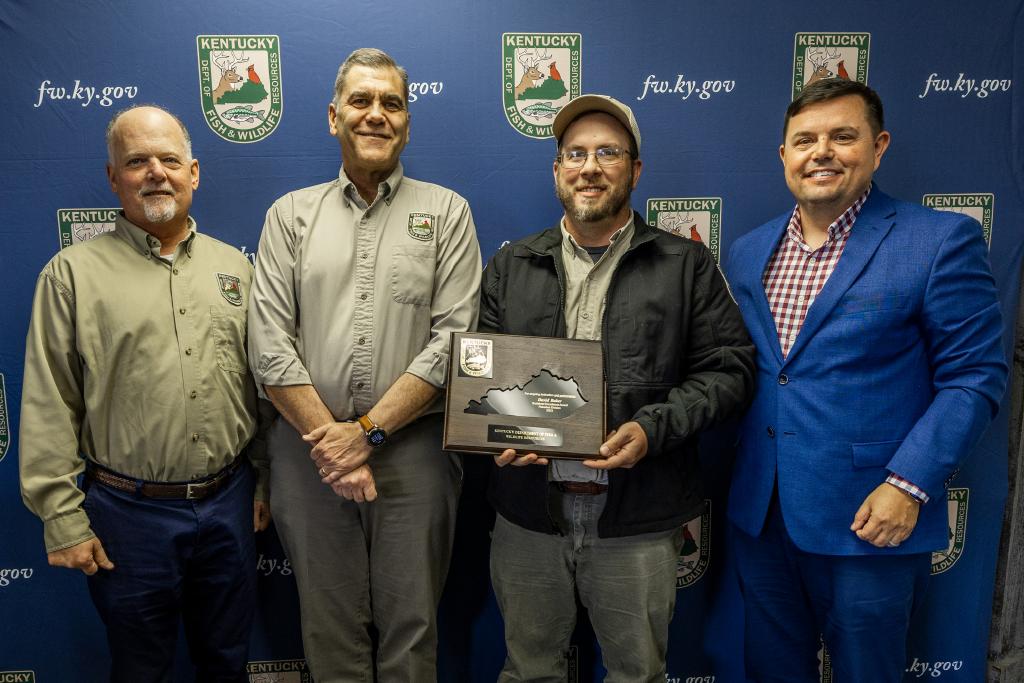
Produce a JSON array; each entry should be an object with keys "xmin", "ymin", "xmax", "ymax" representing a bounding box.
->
[{"xmin": 357, "ymin": 414, "xmax": 387, "ymax": 447}]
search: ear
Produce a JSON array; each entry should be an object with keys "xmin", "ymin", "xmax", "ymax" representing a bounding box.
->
[
  {"xmin": 630, "ymin": 158, "xmax": 643, "ymax": 190},
  {"xmin": 778, "ymin": 143, "xmax": 786, "ymax": 165},
  {"xmin": 106, "ymin": 163, "xmax": 117, "ymax": 193},
  {"xmin": 190, "ymin": 158, "xmax": 200, "ymax": 190},
  {"xmin": 872, "ymin": 130, "xmax": 891, "ymax": 170},
  {"xmin": 328, "ymin": 103, "xmax": 339, "ymax": 136}
]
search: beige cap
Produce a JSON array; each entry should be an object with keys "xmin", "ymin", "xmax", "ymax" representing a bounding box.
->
[{"xmin": 552, "ymin": 94, "xmax": 641, "ymax": 155}]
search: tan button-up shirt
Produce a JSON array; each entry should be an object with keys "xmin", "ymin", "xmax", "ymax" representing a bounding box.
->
[
  {"xmin": 550, "ymin": 216, "xmax": 634, "ymax": 483},
  {"xmin": 248, "ymin": 163, "xmax": 481, "ymax": 418},
  {"xmin": 20, "ymin": 215, "xmax": 263, "ymax": 552}
]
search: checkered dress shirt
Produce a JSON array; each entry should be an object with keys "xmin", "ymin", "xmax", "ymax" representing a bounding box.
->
[{"xmin": 762, "ymin": 187, "xmax": 928, "ymax": 503}]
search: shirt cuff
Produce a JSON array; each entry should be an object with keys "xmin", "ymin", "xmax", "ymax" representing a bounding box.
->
[
  {"xmin": 886, "ymin": 473, "xmax": 929, "ymax": 504},
  {"xmin": 43, "ymin": 509, "xmax": 95, "ymax": 553},
  {"xmin": 253, "ymin": 353, "xmax": 312, "ymax": 387}
]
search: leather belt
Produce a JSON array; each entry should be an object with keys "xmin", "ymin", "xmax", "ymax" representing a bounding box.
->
[
  {"xmin": 554, "ymin": 481, "xmax": 608, "ymax": 495},
  {"xmin": 86, "ymin": 457, "xmax": 243, "ymax": 501}
]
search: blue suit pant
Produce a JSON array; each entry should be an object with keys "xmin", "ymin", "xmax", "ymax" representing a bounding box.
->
[
  {"xmin": 84, "ymin": 461, "xmax": 257, "ymax": 683},
  {"xmin": 732, "ymin": 494, "xmax": 930, "ymax": 683}
]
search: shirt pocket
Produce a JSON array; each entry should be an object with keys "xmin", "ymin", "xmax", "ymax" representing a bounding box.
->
[
  {"xmin": 210, "ymin": 306, "xmax": 248, "ymax": 374},
  {"xmin": 391, "ymin": 245, "xmax": 435, "ymax": 306},
  {"xmin": 851, "ymin": 439, "xmax": 902, "ymax": 468}
]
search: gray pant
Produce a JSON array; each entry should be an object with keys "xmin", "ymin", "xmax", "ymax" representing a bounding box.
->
[
  {"xmin": 269, "ymin": 414, "xmax": 461, "ymax": 683},
  {"xmin": 490, "ymin": 490, "xmax": 683, "ymax": 683}
]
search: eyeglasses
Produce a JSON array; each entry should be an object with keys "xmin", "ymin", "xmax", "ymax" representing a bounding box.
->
[{"xmin": 556, "ymin": 146, "xmax": 632, "ymax": 169}]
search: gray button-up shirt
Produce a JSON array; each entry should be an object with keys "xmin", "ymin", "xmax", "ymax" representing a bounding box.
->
[
  {"xmin": 249, "ymin": 163, "xmax": 481, "ymax": 418},
  {"xmin": 551, "ymin": 216, "xmax": 634, "ymax": 483},
  {"xmin": 20, "ymin": 215, "xmax": 262, "ymax": 551}
]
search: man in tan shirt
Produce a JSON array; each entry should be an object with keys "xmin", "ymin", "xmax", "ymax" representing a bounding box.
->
[
  {"xmin": 20, "ymin": 105, "xmax": 269, "ymax": 682},
  {"xmin": 249, "ymin": 48, "xmax": 481, "ymax": 681}
]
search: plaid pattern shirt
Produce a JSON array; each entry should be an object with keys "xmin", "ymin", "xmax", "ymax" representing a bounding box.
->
[{"xmin": 763, "ymin": 187, "xmax": 928, "ymax": 503}]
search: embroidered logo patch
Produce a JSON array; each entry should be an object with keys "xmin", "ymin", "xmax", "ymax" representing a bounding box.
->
[
  {"xmin": 408, "ymin": 213, "xmax": 435, "ymax": 241},
  {"xmin": 216, "ymin": 273, "xmax": 243, "ymax": 306}
]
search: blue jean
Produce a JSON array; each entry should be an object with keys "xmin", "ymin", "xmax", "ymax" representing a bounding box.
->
[
  {"xmin": 84, "ymin": 461, "xmax": 257, "ymax": 683},
  {"xmin": 490, "ymin": 489, "xmax": 683, "ymax": 683},
  {"xmin": 732, "ymin": 494, "xmax": 930, "ymax": 683}
]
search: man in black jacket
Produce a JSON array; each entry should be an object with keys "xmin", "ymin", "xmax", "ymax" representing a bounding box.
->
[{"xmin": 479, "ymin": 94, "xmax": 755, "ymax": 682}]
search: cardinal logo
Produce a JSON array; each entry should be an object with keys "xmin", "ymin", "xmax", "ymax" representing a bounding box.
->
[
  {"xmin": 792, "ymin": 33, "xmax": 870, "ymax": 98},
  {"xmin": 676, "ymin": 499, "xmax": 711, "ymax": 588},
  {"xmin": 57, "ymin": 208, "xmax": 118, "ymax": 249},
  {"xmin": 922, "ymin": 193, "xmax": 994, "ymax": 247},
  {"xmin": 197, "ymin": 35, "xmax": 283, "ymax": 143},
  {"xmin": 502, "ymin": 33, "xmax": 581, "ymax": 139},
  {"xmin": 932, "ymin": 488, "xmax": 969, "ymax": 574},
  {"xmin": 648, "ymin": 197, "xmax": 723, "ymax": 262}
]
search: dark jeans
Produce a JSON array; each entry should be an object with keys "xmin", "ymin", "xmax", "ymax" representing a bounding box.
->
[{"xmin": 84, "ymin": 461, "xmax": 257, "ymax": 683}]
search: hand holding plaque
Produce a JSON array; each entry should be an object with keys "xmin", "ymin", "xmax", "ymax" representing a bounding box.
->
[{"xmin": 444, "ymin": 332, "xmax": 606, "ymax": 459}]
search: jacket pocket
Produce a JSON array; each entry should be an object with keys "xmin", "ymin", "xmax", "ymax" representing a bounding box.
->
[
  {"xmin": 851, "ymin": 439, "xmax": 902, "ymax": 468},
  {"xmin": 210, "ymin": 307, "xmax": 248, "ymax": 374},
  {"xmin": 391, "ymin": 245, "xmax": 434, "ymax": 306}
]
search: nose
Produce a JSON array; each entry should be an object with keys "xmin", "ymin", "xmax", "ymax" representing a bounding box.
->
[
  {"xmin": 578, "ymin": 151, "xmax": 604, "ymax": 176},
  {"xmin": 145, "ymin": 158, "xmax": 167, "ymax": 180},
  {"xmin": 811, "ymin": 136, "xmax": 834, "ymax": 160},
  {"xmin": 365, "ymin": 98, "xmax": 386, "ymax": 123}
]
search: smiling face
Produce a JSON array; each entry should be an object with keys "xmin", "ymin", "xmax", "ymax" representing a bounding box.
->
[
  {"xmin": 106, "ymin": 107, "xmax": 199, "ymax": 232},
  {"xmin": 553, "ymin": 112, "xmax": 642, "ymax": 239},
  {"xmin": 329, "ymin": 64, "xmax": 410, "ymax": 178},
  {"xmin": 780, "ymin": 94, "xmax": 890, "ymax": 219}
]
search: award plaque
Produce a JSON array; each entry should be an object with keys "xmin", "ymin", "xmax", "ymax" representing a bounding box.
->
[{"xmin": 443, "ymin": 331, "xmax": 606, "ymax": 459}]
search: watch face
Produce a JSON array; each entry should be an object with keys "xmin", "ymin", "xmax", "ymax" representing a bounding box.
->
[{"xmin": 368, "ymin": 428, "xmax": 387, "ymax": 447}]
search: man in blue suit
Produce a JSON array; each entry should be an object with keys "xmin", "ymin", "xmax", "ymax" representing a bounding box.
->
[{"xmin": 723, "ymin": 78, "xmax": 1007, "ymax": 682}]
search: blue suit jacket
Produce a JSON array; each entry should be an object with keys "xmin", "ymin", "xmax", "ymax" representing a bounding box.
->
[{"xmin": 724, "ymin": 188, "xmax": 1007, "ymax": 555}]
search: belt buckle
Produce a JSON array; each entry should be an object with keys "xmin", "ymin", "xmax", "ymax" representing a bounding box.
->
[{"xmin": 186, "ymin": 482, "xmax": 201, "ymax": 500}]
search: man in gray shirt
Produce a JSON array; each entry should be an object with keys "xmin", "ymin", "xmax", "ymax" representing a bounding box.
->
[{"xmin": 248, "ymin": 48, "xmax": 481, "ymax": 681}]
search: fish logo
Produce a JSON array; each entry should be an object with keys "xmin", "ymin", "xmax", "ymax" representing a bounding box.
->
[
  {"xmin": 0, "ymin": 373, "xmax": 9, "ymax": 463},
  {"xmin": 922, "ymin": 193, "xmax": 994, "ymax": 248},
  {"xmin": 407, "ymin": 213, "xmax": 435, "ymax": 241},
  {"xmin": 197, "ymin": 35, "xmax": 283, "ymax": 143},
  {"xmin": 792, "ymin": 33, "xmax": 870, "ymax": 98},
  {"xmin": 502, "ymin": 33, "xmax": 581, "ymax": 139},
  {"xmin": 647, "ymin": 197, "xmax": 723, "ymax": 262},
  {"xmin": 932, "ymin": 488, "xmax": 969, "ymax": 575},
  {"xmin": 56, "ymin": 208, "xmax": 119, "ymax": 249},
  {"xmin": 676, "ymin": 499, "xmax": 711, "ymax": 588}
]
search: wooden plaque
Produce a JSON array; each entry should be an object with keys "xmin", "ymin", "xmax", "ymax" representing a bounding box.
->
[{"xmin": 443, "ymin": 332, "xmax": 606, "ymax": 459}]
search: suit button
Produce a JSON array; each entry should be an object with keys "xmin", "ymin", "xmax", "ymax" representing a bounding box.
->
[
  {"xmin": 778, "ymin": 374, "xmax": 789, "ymax": 385},
  {"xmin": 767, "ymin": 426, "xmax": 775, "ymax": 438}
]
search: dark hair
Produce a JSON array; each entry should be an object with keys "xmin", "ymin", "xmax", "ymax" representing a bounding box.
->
[{"xmin": 783, "ymin": 79, "xmax": 885, "ymax": 140}]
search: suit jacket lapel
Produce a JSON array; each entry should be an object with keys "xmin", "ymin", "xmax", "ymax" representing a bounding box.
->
[
  {"xmin": 784, "ymin": 189, "xmax": 896, "ymax": 365},
  {"xmin": 748, "ymin": 218, "xmax": 788, "ymax": 366}
]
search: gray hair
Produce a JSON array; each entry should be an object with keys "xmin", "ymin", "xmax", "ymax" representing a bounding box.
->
[
  {"xmin": 106, "ymin": 104, "xmax": 193, "ymax": 163},
  {"xmin": 332, "ymin": 48, "xmax": 409, "ymax": 107}
]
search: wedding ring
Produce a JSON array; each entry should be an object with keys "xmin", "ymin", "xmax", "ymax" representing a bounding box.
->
[
  {"xmin": 319, "ymin": 467, "xmax": 327, "ymax": 477},
  {"xmin": 887, "ymin": 540, "xmax": 900, "ymax": 547}
]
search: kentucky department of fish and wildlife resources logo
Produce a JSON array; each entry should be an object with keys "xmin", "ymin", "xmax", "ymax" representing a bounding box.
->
[
  {"xmin": 197, "ymin": 35, "xmax": 283, "ymax": 143},
  {"xmin": 676, "ymin": 499, "xmax": 711, "ymax": 588},
  {"xmin": 408, "ymin": 213, "xmax": 435, "ymax": 241},
  {"xmin": 57, "ymin": 208, "xmax": 119, "ymax": 249},
  {"xmin": 923, "ymin": 193, "xmax": 994, "ymax": 247},
  {"xmin": 0, "ymin": 373, "xmax": 9, "ymax": 463},
  {"xmin": 818, "ymin": 639, "xmax": 833, "ymax": 683},
  {"xmin": 247, "ymin": 659, "xmax": 311, "ymax": 682},
  {"xmin": 216, "ymin": 273, "xmax": 244, "ymax": 306},
  {"xmin": 792, "ymin": 33, "xmax": 870, "ymax": 98},
  {"xmin": 932, "ymin": 488, "xmax": 969, "ymax": 575},
  {"xmin": 502, "ymin": 33, "xmax": 581, "ymax": 139},
  {"xmin": 648, "ymin": 197, "xmax": 723, "ymax": 262},
  {"xmin": 0, "ymin": 672, "xmax": 35, "ymax": 683}
]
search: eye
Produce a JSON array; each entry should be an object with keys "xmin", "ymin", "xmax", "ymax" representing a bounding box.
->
[
  {"xmin": 349, "ymin": 97, "xmax": 369, "ymax": 108},
  {"xmin": 384, "ymin": 101, "xmax": 403, "ymax": 112},
  {"xmin": 565, "ymin": 150, "xmax": 588, "ymax": 162},
  {"xmin": 834, "ymin": 133, "xmax": 855, "ymax": 142},
  {"xmin": 126, "ymin": 158, "xmax": 145, "ymax": 167},
  {"xmin": 595, "ymin": 147, "xmax": 623, "ymax": 161}
]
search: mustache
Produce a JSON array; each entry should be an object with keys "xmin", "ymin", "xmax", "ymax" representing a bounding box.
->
[{"xmin": 138, "ymin": 184, "xmax": 174, "ymax": 197}]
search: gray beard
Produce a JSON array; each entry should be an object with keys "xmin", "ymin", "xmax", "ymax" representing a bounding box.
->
[
  {"xmin": 141, "ymin": 197, "xmax": 176, "ymax": 223},
  {"xmin": 555, "ymin": 172, "xmax": 632, "ymax": 225}
]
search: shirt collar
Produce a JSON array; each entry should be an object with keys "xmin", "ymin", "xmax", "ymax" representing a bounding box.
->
[
  {"xmin": 559, "ymin": 214, "xmax": 635, "ymax": 262},
  {"xmin": 114, "ymin": 213, "xmax": 197, "ymax": 260},
  {"xmin": 788, "ymin": 185, "xmax": 871, "ymax": 247},
  {"xmin": 339, "ymin": 162, "xmax": 405, "ymax": 209}
]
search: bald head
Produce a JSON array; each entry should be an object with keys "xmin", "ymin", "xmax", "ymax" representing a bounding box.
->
[{"xmin": 106, "ymin": 105, "xmax": 192, "ymax": 164}]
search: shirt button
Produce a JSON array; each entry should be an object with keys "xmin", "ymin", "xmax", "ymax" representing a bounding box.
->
[
  {"xmin": 190, "ymin": 390, "xmax": 198, "ymax": 399},
  {"xmin": 173, "ymin": 268, "xmax": 179, "ymax": 275},
  {"xmin": 179, "ymin": 308, "xmax": 186, "ymax": 315},
  {"xmin": 360, "ymin": 252, "xmax": 368, "ymax": 259},
  {"xmin": 582, "ymin": 312, "xmax": 590, "ymax": 319},
  {"xmin": 360, "ymin": 293, "xmax": 368, "ymax": 300},
  {"xmin": 185, "ymin": 348, "xmax": 192, "ymax": 356},
  {"xmin": 356, "ymin": 382, "xmax": 365, "ymax": 389},
  {"xmin": 358, "ymin": 337, "xmax": 365, "ymax": 345},
  {"xmin": 767, "ymin": 426, "xmax": 776, "ymax": 438},
  {"xmin": 191, "ymin": 433, "xmax": 200, "ymax": 442},
  {"xmin": 797, "ymin": 295, "xmax": 806, "ymax": 303},
  {"xmin": 778, "ymin": 374, "xmax": 789, "ymax": 385}
]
